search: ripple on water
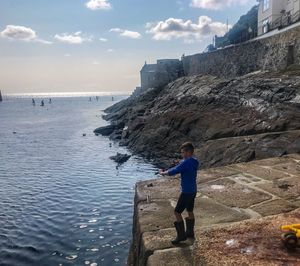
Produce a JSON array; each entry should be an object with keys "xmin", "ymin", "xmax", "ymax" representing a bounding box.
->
[
  {"xmin": 0, "ymin": 97, "xmax": 156, "ymax": 266},
  {"xmin": 66, "ymin": 254, "xmax": 78, "ymax": 260}
]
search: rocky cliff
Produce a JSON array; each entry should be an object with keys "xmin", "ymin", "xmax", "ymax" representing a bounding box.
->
[{"xmin": 99, "ymin": 67, "xmax": 300, "ymax": 169}]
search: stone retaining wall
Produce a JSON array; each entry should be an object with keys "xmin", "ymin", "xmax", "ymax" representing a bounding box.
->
[{"xmin": 182, "ymin": 26, "xmax": 300, "ymax": 78}]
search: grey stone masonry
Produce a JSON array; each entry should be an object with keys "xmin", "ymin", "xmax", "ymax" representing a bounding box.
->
[{"xmin": 182, "ymin": 25, "xmax": 300, "ymax": 78}]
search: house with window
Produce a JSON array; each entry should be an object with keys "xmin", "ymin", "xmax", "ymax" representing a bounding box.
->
[
  {"xmin": 140, "ymin": 59, "xmax": 183, "ymax": 90},
  {"xmin": 257, "ymin": 0, "xmax": 300, "ymax": 35}
]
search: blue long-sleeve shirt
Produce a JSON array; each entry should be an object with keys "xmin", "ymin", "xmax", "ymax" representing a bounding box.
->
[{"xmin": 167, "ymin": 157, "xmax": 199, "ymax": 193}]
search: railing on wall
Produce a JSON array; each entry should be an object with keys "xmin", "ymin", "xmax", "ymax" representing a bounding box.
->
[
  {"xmin": 269, "ymin": 11, "xmax": 300, "ymax": 32},
  {"xmin": 213, "ymin": 28, "xmax": 258, "ymax": 50}
]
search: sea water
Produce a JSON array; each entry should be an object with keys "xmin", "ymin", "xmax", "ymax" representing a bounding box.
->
[{"xmin": 0, "ymin": 95, "xmax": 157, "ymax": 266}]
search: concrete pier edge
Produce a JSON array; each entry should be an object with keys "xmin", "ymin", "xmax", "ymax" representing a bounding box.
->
[{"xmin": 128, "ymin": 154, "xmax": 300, "ymax": 265}]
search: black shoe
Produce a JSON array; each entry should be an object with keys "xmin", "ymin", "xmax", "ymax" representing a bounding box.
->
[
  {"xmin": 185, "ymin": 218, "xmax": 195, "ymax": 238},
  {"xmin": 171, "ymin": 221, "xmax": 187, "ymax": 245}
]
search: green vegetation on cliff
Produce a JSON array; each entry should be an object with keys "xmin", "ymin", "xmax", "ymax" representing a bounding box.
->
[{"xmin": 207, "ymin": 5, "xmax": 258, "ymax": 51}]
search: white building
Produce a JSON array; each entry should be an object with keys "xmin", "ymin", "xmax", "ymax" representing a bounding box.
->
[{"xmin": 258, "ymin": 0, "xmax": 300, "ymax": 35}]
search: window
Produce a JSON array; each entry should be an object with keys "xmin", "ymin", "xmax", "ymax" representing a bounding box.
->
[
  {"xmin": 263, "ymin": 0, "xmax": 270, "ymax": 11},
  {"xmin": 262, "ymin": 19, "xmax": 269, "ymax": 34}
]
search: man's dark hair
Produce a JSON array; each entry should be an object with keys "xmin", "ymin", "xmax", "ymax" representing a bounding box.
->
[{"xmin": 180, "ymin": 142, "xmax": 194, "ymax": 153}]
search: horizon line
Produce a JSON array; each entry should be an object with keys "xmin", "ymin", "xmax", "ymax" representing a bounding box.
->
[{"xmin": 3, "ymin": 91, "xmax": 131, "ymax": 98}]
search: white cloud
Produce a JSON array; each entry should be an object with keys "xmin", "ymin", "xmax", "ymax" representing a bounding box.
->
[
  {"xmin": 1, "ymin": 25, "xmax": 36, "ymax": 40},
  {"xmin": 190, "ymin": 0, "xmax": 250, "ymax": 10},
  {"xmin": 0, "ymin": 25, "xmax": 52, "ymax": 44},
  {"xmin": 147, "ymin": 16, "xmax": 229, "ymax": 42},
  {"xmin": 54, "ymin": 32, "xmax": 92, "ymax": 44},
  {"xmin": 86, "ymin": 0, "xmax": 111, "ymax": 10},
  {"xmin": 107, "ymin": 48, "xmax": 114, "ymax": 52},
  {"xmin": 110, "ymin": 28, "xmax": 122, "ymax": 33},
  {"xmin": 64, "ymin": 53, "xmax": 71, "ymax": 57},
  {"xmin": 93, "ymin": 61, "xmax": 100, "ymax": 65},
  {"xmin": 37, "ymin": 39, "xmax": 53, "ymax": 44},
  {"xmin": 110, "ymin": 28, "xmax": 142, "ymax": 39},
  {"xmin": 99, "ymin": 38, "xmax": 108, "ymax": 42},
  {"xmin": 121, "ymin": 30, "xmax": 142, "ymax": 39}
]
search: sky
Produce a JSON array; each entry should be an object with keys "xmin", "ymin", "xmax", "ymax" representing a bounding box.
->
[{"xmin": 0, "ymin": 0, "xmax": 257, "ymax": 94}]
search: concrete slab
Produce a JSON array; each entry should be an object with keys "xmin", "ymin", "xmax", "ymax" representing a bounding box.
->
[
  {"xmin": 137, "ymin": 200, "xmax": 174, "ymax": 233},
  {"xmin": 137, "ymin": 197, "xmax": 250, "ymax": 266},
  {"xmin": 199, "ymin": 178, "xmax": 272, "ymax": 208},
  {"xmin": 137, "ymin": 197, "xmax": 250, "ymax": 236},
  {"xmin": 197, "ymin": 167, "xmax": 242, "ymax": 184},
  {"xmin": 194, "ymin": 197, "xmax": 250, "ymax": 225},
  {"xmin": 147, "ymin": 247, "xmax": 193, "ymax": 266},
  {"xmin": 273, "ymin": 162, "xmax": 300, "ymax": 176},
  {"xmin": 251, "ymin": 199, "xmax": 297, "ymax": 216},
  {"xmin": 136, "ymin": 166, "xmax": 243, "ymax": 202},
  {"xmin": 229, "ymin": 173, "xmax": 262, "ymax": 184},
  {"xmin": 256, "ymin": 176, "xmax": 300, "ymax": 200},
  {"xmin": 136, "ymin": 177, "xmax": 180, "ymax": 202},
  {"xmin": 229, "ymin": 164, "xmax": 292, "ymax": 181},
  {"xmin": 142, "ymin": 228, "xmax": 193, "ymax": 255}
]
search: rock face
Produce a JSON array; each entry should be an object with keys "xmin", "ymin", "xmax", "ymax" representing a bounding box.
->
[{"xmin": 102, "ymin": 68, "xmax": 300, "ymax": 169}]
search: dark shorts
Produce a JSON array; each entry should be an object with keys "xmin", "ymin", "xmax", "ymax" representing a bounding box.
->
[{"xmin": 175, "ymin": 192, "xmax": 197, "ymax": 214}]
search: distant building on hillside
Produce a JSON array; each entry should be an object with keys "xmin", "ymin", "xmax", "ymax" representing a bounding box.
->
[
  {"xmin": 258, "ymin": 0, "xmax": 300, "ymax": 35},
  {"xmin": 140, "ymin": 59, "xmax": 183, "ymax": 90},
  {"xmin": 131, "ymin": 86, "xmax": 142, "ymax": 98}
]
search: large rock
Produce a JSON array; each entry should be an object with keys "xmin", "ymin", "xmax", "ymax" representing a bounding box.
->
[
  {"xmin": 109, "ymin": 153, "xmax": 131, "ymax": 164},
  {"xmin": 102, "ymin": 69, "xmax": 300, "ymax": 168},
  {"xmin": 94, "ymin": 125, "xmax": 116, "ymax": 136},
  {"xmin": 94, "ymin": 122, "xmax": 124, "ymax": 136}
]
